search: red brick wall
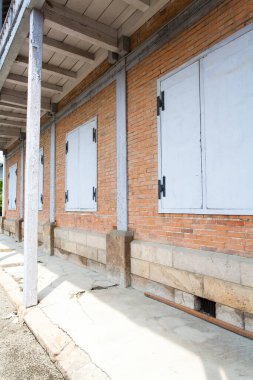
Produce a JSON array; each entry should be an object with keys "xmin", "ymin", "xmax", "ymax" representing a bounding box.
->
[
  {"xmin": 5, "ymin": 149, "xmax": 21, "ymax": 220},
  {"xmin": 127, "ymin": 0, "xmax": 253, "ymax": 257},
  {"xmin": 55, "ymin": 82, "xmax": 117, "ymax": 233}
]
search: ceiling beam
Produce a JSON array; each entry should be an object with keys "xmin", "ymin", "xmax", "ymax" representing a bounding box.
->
[
  {"xmin": 0, "ymin": 110, "xmax": 26, "ymax": 120},
  {"xmin": 6, "ymin": 73, "xmax": 63, "ymax": 93},
  {"xmin": 43, "ymin": 36, "xmax": 95, "ymax": 64},
  {"xmin": 0, "ymin": 118, "xmax": 26, "ymax": 127},
  {"xmin": 0, "ymin": 89, "xmax": 51, "ymax": 112},
  {"xmin": 15, "ymin": 55, "xmax": 77, "ymax": 79},
  {"xmin": 43, "ymin": 1, "xmax": 118, "ymax": 52},
  {"xmin": 0, "ymin": 101, "xmax": 27, "ymax": 111},
  {"xmin": 123, "ymin": 0, "xmax": 150, "ymax": 12},
  {"xmin": 0, "ymin": 127, "xmax": 22, "ymax": 137}
]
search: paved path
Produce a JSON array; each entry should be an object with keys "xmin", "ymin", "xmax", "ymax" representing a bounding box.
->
[
  {"xmin": 1, "ymin": 234, "xmax": 253, "ymax": 380},
  {"xmin": 0, "ymin": 285, "xmax": 63, "ymax": 380}
]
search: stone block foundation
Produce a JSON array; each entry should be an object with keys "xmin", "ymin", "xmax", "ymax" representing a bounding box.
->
[{"xmin": 131, "ymin": 240, "xmax": 253, "ymax": 333}]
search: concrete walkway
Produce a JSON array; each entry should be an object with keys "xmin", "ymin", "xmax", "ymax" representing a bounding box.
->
[
  {"xmin": 0, "ymin": 234, "xmax": 253, "ymax": 380},
  {"xmin": 0, "ymin": 285, "xmax": 64, "ymax": 380}
]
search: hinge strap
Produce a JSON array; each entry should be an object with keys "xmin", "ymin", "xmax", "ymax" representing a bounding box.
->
[
  {"xmin": 158, "ymin": 176, "xmax": 166, "ymax": 199},
  {"xmin": 157, "ymin": 91, "xmax": 165, "ymax": 116}
]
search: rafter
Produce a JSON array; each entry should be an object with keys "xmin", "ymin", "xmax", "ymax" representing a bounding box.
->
[
  {"xmin": 6, "ymin": 73, "xmax": 63, "ymax": 93},
  {"xmin": 43, "ymin": 1, "xmax": 118, "ymax": 52},
  {"xmin": 0, "ymin": 110, "xmax": 26, "ymax": 120},
  {"xmin": 0, "ymin": 89, "xmax": 51, "ymax": 112},
  {"xmin": 0, "ymin": 127, "xmax": 22, "ymax": 137},
  {"xmin": 43, "ymin": 36, "xmax": 95, "ymax": 64},
  {"xmin": 15, "ymin": 55, "xmax": 77, "ymax": 79},
  {"xmin": 0, "ymin": 101, "xmax": 27, "ymax": 111},
  {"xmin": 123, "ymin": 0, "xmax": 150, "ymax": 12},
  {"xmin": 0, "ymin": 118, "xmax": 26, "ymax": 127}
]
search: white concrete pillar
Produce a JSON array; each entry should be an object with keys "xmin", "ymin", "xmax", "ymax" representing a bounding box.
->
[
  {"xmin": 20, "ymin": 140, "xmax": 24, "ymax": 220},
  {"xmin": 2, "ymin": 152, "xmax": 6, "ymax": 218},
  {"xmin": 23, "ymin": 9, "xmax": 43, "ymax": 308},
  {"xmin": 116, "ymin": 68, "xmax": 128, "ymax": 231},
  {"xmin": 50, "ymin": 121, "xmax": 55, "ymax": 224}
]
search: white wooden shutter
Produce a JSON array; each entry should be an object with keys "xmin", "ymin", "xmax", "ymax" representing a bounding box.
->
[
  {"xmin": 38, "ymin": 148, "xmax": 44, "ymax": 210},
  {"xmin": 79, "ymin": 119, "xmax": 97, "ymax": 211},
  {"xmin": 8, "ymin": 163, "xmax": 17, "ymax": 210},
  {"xmin": 66, "ymin": 128, "xmax": 79, "ymax": 210},
  {"xmin": 159, "ymin": 62, "xmax": 202, "ymax": 212},
  {"xmin": 203, "ymin": 30, "xmax": 253, "ymax": 211}
]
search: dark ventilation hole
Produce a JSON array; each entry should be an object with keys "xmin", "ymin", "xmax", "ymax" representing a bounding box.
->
[{"xmin": 195, "ymin": 296, "xmax": 216, "ymax": 318}]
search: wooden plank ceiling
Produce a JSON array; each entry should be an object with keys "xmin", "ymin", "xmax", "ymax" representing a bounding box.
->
[{"xmin": 0, "ymin": 0, "xmax": 170, "ymax": 149}]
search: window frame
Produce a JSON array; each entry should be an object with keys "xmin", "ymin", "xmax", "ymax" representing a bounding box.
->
[
  {"xmin": 8, "ymin": 163, "xmax": 17, "ymax": 211},
  {"xmin": 157, "ymin": 24, "xmax": 253, "ymax": 215},
  {"xmin": 65, "ymin": 116, "xmax": 98, "ymax": 213}
]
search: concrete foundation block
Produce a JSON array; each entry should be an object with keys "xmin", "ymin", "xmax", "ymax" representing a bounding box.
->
[
  {"xmin": 61, "ymin": 239, "xmax": 77, "ymax": 254},
  {"xmin": 69, "ymin": 229, "xmax": 87, "ymax": 246},
  {"xmin": 131, "ymin": 258, "xmax": 150, "ymax": 279},
  {"xmin": 150, "ymin": 263, "xmax": 203, "ymax": 297},
  {"xmin": 87, "ymin": 259, "xmax": 106, "ymax": 273},
  {"xmin": 244, "ymin": 312, "xmax": 253, "ymax": 332},
  {"xmin": 76, "ymin": 244, "xmax": 98, "ymax": 261},
  {"xmin": 131, "ymin": 240, "xmax": 173, "ymax": 267},
  {"xmin": 216, "ymin": 304, "xmax": 244, "ymax": 328},
  {"xmin": 131, "ymin": 274, "xmax": 174, "ymax": 301},
  {"xmin": 43, "ymin": 221, "xmax": 55, "ymax": 256},
  {"xmin": 106, "ymin": 230, "xmax": 134, "ymax": 287},
  {"xmin": 204, "ymin": 277, "xmax": 253, "ymax": 314},
  {"xmin": 15, "ymin": 218, "xmax": 23, "ymax": 242},
  {"xmin": 174, "ymin": 289, "xmax": 196, "ymax": 309},
  {"xmin": 87, "ymin": 232, "xmax": 106, "ymax": 250},
  {"xmin": 98, "ymin": 249, "xmax": 106, "ymax": 264}
]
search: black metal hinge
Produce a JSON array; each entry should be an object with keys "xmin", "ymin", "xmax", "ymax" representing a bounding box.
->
[
  {"xmin": 15, "ymin": 168, "xmax": 18, "ymax": 176},
  {"xmin": 8, "ymin": 173, "xmax": 10, "ymax": 179},
  {"xmin": 93, "ymin": 128, "xmax": 97, "ymax": 143},
  {"xmin": 65, "ymin": 141, "xmax": 68, "ymax": 154},
  {"xmin": 15, "ymin": 198, "xmax": 16, "ymax": 205},
  {"xmin": 158, "ymin": 176, "xmax": 166, "ymax": 199},
  {"xmin": 65, "ymin": 190, "xmax": 69, "ymax": 203},
  {"xmin": 157, "ymin": 91, "xmax": 165, "ymax": 116},
  {"xmin": 40, "ymin": 194, "xmax": 43, "ymax": 205},
  {"xmin": 92, "ymin": 187, "xmax": 97, "ymax": 202},
  {"xmin": 41, "ymin": 154, "xmax": 44, "ymax": 165}
]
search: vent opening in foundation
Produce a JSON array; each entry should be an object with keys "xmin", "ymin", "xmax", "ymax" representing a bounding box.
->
[{"xmin": 195, "ymin": 296, "xmax": 216, "ymax": 318}]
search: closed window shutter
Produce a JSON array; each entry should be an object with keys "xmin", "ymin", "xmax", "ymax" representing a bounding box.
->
[
  {"xmin": 203, "ymin": 31, "xmax": 253, "ymax": 211},
  {"xmin": 79, "ymin": 120, "xmax": 97, "ymax": 210},
  {"xmin": 9, "ymin": 164, "xmax": 17, "ymax": 210},
  {"xmin": 66, "ymin": 128, "xmax": 79, "ymax": 210},
  {"xmin": 38, "ymin": 148, "xmax": 44, "ymax": 210},
  {"xmin": 160, "ymin": 62, "xmax": 202, "ymax": 212}
]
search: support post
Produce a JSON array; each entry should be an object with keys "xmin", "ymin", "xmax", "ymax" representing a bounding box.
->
[
  {"xmin": 50, "ymin": 121, "xmax": 55, "ymax": 224},
  {"xmin": 1, "ymin": 151, "xmax": 6, "ymax": 233},
  {"xmin": 116, "ymin": 67, "xmax": 128, "ymax": 231},
  {"xmin": 20, "ymin": 140, "xmax": 24, "ymax": 220},
  {"xmin": 23, "ymin": 9, "xmax": 43, "ymax": 308},
  {"xmin": 2, "ymin": 151, "xmax": 6, "ymax": 218},
  {"xmin": 43, "ymin": 120, "xmax": 56, "ymax": 256},
  {"xmin": 15, "ymin": 139, "xmax": 24, "ymax": 242},
  {"xmin": 106, "ymin": 67, "xmax": 133, "ymax": 287}
]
